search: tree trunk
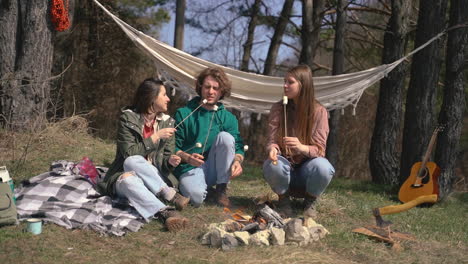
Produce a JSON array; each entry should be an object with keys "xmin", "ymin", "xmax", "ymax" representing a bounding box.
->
[
  {"xmin": 263, "ymin": 0, "xmax": 294, "ymax": 75},
  {"xmin": 326, "ymin": 0, "xmax": 347, "ymax": 166},
  {"xmin": 299, "ymin": 0, "xmax": 326, "ymax": 67},
  {"xmin": 435, "ymin": 0, "xmax": 468, "ymax": 199},
  {"xmin": 174, "ymin": 0, "xmax": 185, "ymax": 50},
  {"xmin": 369, "ymin": 0, "xmax": 411, "ymax": 185},
  {"xmin": 400, "ymin": 0, "xmax": 448, "ymax": 184},
  {"xmin": 240, "ymin": 0, "xmax": 262, "ymax": 71},
  {"xmin": 0, "ymin": 0, "xmax": 54, "ymax": 130},
  {"xmin": 240, "ymin": 0, "xmax": 261, "ymax": 72}
]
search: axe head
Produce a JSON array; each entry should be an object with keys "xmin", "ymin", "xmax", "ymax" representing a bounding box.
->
[{"xmin": 373, "ymin": 208, "xmax": 392, "ymax": 228}]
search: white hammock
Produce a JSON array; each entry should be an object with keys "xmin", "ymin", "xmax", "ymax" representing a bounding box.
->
[{"xmin": 93, "ymin": 0, "xmax": 445, "ymax": 114}]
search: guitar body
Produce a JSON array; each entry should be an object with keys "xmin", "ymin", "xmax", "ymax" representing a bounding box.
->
[{"xmin": 398, "ymin": 161, "xmax": 440, "ymax": 203}]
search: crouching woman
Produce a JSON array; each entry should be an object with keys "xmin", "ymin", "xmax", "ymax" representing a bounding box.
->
[
  {"xmin": 263, "ymin": 65, "xmax": 335, "ymax": 219},
  {"xmin": 97, "ymin": 78, "xmax": 189, "ymax": 232}
]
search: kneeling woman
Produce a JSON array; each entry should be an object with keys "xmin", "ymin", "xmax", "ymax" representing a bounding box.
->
[
  {"xmin": 97, "ymin": 78, "xmax": 189, "ymax": 232},
  {"xmin": 263, "ymin": 65, "xmax": 335, "ymax": 218}
]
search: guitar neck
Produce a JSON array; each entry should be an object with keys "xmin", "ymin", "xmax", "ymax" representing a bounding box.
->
[{"xmin": 417, "ymin": 128, "xmax": 440, "ymax": 177}]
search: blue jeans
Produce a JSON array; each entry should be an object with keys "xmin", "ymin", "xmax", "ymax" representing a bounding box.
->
[
  {"xmin": 115, "ymin": 155, "xmax": 168, "ymax": 220},
  {"xmin": 178, "ymin": 132, "xmax": 235, "ymax": 207},
  {"xmin": 263, "ymin": 155, "xmax": 334, "ymax": 197}
]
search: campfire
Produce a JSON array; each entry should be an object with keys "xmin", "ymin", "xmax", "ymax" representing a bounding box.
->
[{"xmin": 200, "ymin": 203, "xmax": 329, "ymax": 250}]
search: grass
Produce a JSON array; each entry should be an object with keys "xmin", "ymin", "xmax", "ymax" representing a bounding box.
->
[{"xmin": 0, "ymin": 117, "xmax": 466, "ymax": 264}]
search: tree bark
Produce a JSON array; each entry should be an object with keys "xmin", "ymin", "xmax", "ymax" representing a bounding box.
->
[
  {"xmin": 400, "ymin": 0, "xmax": 448, "ymax": 184},
  {"xmin": 174, "ymin": 0, "xmax": 185, "ymax": 50},
  {"xmin": 435, "ymin": 0, "xmax": 468, "ymax": 199},
  {"xmin": 240, "ymin": 0, "xmax": 261, "ymax": 72},
  {"xmin": 369, "ymin": 0, "xmax": 411, "ymax": 185},
  {"xmin": 326, "ymin": 0, "xmax": 347, "ymax": 166},
  {"xmin": 0, "ymin": 0, "xmax": 54, "ymax": 130},
  {"xmin": 299, "ymin": 0, "xmax": 326, "ymax": 67},
  {"xmin": 263, "ymin": 0, "xmax": 294, "ymax": 75}
]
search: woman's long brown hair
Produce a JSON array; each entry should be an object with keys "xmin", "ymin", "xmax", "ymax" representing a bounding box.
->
[{"xmin": 279, "ymin": 65, "xmax": 316, "ymax": 146}]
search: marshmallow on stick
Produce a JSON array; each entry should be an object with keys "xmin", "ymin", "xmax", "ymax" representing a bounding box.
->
[
  {"xmin": 281, "ymin": 95, "xmax": 290, "ymax": 164},
  {"xmin": 283, "ymin": 96, "xmax": 288, "ymax": 137},
  {"xmin": 180, "ymin": 142, "xmax": 203, "ymax": 154},
  {"xmin": 174, "ymin": 99, "xmax": 208, "ymax": 129}
]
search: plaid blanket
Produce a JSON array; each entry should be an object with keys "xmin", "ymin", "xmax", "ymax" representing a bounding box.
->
[{"xmin": 15, "ymin": 160, "xmax": 146, "ymax": 236}]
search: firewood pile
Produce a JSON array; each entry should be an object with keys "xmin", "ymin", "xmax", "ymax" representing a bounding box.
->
[{"xmin": 200, "ymin": 204, "xmax": 329, "ymax": 250}]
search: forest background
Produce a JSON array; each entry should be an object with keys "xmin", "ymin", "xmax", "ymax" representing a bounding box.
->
[{"xmin": 0, "ymin": 0, "xmax": 467, "ymax": 196}]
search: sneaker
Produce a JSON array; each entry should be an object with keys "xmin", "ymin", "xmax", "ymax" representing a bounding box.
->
[
  {"xmin": 171, "ymin": 193, "xmax": 190, "ymax": 211},
  {"xmin": 303, "ymin": 196, "xmax": 317, "ymax": 219},
  {"xmin": 276, "ymin": 194, "xmax": 293, "ymax": 218},
  {"xmin": 157, "ymin": 208, "xmax": 189, "ymax": 232},
  {"xmin": 215, "ymin": 183, "xmax": 230, "ymax": 208}
]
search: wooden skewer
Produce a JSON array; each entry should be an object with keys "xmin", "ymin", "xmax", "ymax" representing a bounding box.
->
[
  {"xmin": 174, "ymin": 99, "xmax": 208, "ymax": 129},
  {"xmin": 179, "ymin": 142, "xmax": 203, "ymax": 155},
  {"xmin": 282, "ymin": 95, "xmax": 291, "ymax": 160},
  {"xmin": 201, "ymin": 105, "xmax": 219, "ymax": 155},
  {"xmin": 273, "ymin": 96, "xmax": 288, "ymax": 165}
]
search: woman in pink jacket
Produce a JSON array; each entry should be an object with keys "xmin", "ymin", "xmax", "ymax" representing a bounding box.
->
[{"xmin": 263, "ymin": 65, "xmax": 335, "ymax": 218}]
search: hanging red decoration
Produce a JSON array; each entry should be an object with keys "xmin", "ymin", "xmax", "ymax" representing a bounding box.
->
[{"xmin": 51, "ymin": 0, "xmax": 70, "ymax": 31}]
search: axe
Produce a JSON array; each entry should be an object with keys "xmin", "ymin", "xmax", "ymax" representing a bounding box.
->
[{"xmin": 373, "ymin": 194, "xmax": 438, "ymax": 228}]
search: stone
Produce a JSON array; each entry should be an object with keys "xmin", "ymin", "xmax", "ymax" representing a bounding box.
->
[
  {"xmin": 208, "ymin": 219, "xmax": 240, "ymax": 231},
  {"xmin": 303, "ymin": 217, "xmax": 319, "ymax": 228},
  {"xmin": 308, "ymin": 225, "xmax": 329, "ymax": 241},
  {"xmin": 233, "ymin": 231, "xmax": 250, "ymax": 246},
  {"xmin": 222, "ymin": 234, "xmax": 239, "ymax": 251},
  {"xmin": 284, "ymin": 218, "xmax": 310, "ymax": 245},
  {"xmin": 249, "ymin": 230, "xmax": 270, "ymax": 246},
  {"xmin": 201, "ymin": 231, "xmax": 212, "ymax": 245},
  {"xmin": 269, "ymin": 227, "xmax": 285, "ymax": 246},
  {"xmin": 210, "ymin": 227, "xmax": 227, "ymax": 248}
]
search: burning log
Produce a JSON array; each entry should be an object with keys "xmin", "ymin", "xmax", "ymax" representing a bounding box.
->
[{"xmin": 254, "ymin": 204, "xmax": 285, "ymax": 228}]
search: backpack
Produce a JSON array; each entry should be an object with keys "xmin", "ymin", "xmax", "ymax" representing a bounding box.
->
[{"xmin": 0, "ymin": 182, "xmax": 17, "ymax": 226}]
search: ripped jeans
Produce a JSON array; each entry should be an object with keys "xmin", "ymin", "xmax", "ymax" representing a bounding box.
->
[
  {"xmin": 178, "ymin": 132, "xmax": 236, "ymax": 207},
  {"xmin": 115, "ymin": 155, "xmax": 169, "ymax": 220}
]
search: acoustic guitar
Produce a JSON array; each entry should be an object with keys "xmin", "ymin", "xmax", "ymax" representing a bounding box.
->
[{"xmin": 398, "ymin": 126, "xmax": 444, "ymax": 203}]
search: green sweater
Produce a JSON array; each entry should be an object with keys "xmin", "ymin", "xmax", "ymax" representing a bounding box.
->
[
  {"xmin": 173, "ymin": 97, "xmax": 244, "ymax": 177},
  {"xmin": 97, "ymin": 108, "xmax": 176, "ymax": 197}
]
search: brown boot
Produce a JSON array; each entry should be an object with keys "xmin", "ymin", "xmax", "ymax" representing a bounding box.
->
[
  {"xmin": 277, "ymin": 193, "xmax": 293, "ymax": 218},
  {"xmin": 157, "ymin": 208, "xmax": 189, "ymax": 232},
  {"xmin": 303, "ymin": 194, "xmax": 317, "ymax": 219},
  {"xmin": 215, "ymin": 183, "xmax": 230, "ymax": 208},
  {"xmin": 170, "ymin": 193, "xmax": 190, "ymax": 211}
]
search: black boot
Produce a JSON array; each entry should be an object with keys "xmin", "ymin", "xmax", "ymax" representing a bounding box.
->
[
  {"xmin": 303, "ymin": 194, "xmax": 317, "ymax": 219},
  {"xmin": 215, "ymin": 183, "xmax": 230, "ymax": 207},
  {"xmin": 277, "ymin": 192, "xmax": 293, "ymax": 218}
]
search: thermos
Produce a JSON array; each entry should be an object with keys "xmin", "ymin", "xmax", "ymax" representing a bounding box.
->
[{"xmin": 0, "ymin": 166, "xmax": 15, "ymax": 204}]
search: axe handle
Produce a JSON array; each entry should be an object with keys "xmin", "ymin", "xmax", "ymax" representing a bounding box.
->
[{"xmin": 378, "ymin": 194, "xmax": 438, "ymax": 216}]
